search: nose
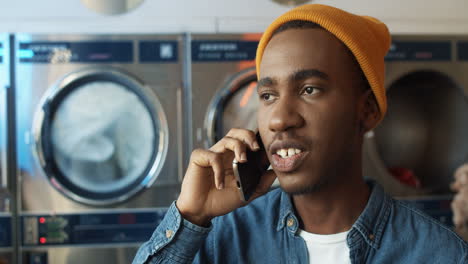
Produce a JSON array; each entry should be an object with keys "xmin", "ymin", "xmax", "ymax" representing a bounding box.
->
[{"xmin": 268, "ymin": 96, "xmax": 305, "ymax": 132}]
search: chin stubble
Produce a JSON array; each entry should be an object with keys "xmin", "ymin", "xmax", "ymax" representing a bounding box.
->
[{"xmin": 283, "ymin": 175, "xmax": 332, "ymax": 196}]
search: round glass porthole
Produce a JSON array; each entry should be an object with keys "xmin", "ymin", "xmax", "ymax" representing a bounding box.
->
[
  {"xmin": 33, "ymin": 68, "xmax": 168, "ymax": 205},
  {"xmin": 374, "ymin": 70, "xmax": 468, "ymax": 193},
  {"xmin": 205, "ymin": 67, "xmax": 258, "ymax": 146}
]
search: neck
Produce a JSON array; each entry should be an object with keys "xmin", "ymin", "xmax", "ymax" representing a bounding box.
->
[{"xmin": 292, "ymin": 176, "xmax": 370, "ymax": 235}]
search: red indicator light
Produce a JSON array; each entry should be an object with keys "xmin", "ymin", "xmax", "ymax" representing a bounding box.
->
[
  {"xmin": 39, "ymin": 237, "xmax": 47, "ymax": 244},
  {"xmin": 39, "ymin": 217, "xmax": 46, "ymax": 224}
]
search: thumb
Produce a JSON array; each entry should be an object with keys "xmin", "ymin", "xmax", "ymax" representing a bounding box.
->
[{"xmin": 249, "ymin": 170, "xmax": 277, "ymax": 201}]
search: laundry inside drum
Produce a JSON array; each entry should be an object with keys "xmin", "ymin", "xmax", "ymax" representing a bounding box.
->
[
  {"xmin": 51, "ymin": 81, "xmax": 157, "ymax": 194},
  {"xmin": 374, "ymin": 70, "xmax": 468, "ymax": 193}
]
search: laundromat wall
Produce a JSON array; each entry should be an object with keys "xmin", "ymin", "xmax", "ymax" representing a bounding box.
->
[
  {"xmin": 2, "ymin": 1, "xmax": 468, "ymax": 263},
  {"xmin": 1, "ymin": 0, "xmax": 468, "ymax": 34}
]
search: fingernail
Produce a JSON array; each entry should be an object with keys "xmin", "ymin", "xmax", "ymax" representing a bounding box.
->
[
  {"xmin": 240, "ymin": 152, "xmax": 247, "ymax": 162},
  {"xmin": 218, "ymin": 182, "xmax": 224, "ymax": 190},
  {"xmin": 253, "ymin": 141, "xmax": 260, "ymax": 150}
]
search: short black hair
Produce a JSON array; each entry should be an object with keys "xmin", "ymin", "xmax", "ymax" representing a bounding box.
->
[{"xmin": 271, "ymin": 20, "xmax": 371, "ymax": 92}]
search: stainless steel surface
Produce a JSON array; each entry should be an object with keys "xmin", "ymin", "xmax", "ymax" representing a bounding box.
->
[
  {"xmin": 205, "ymin": 67, "xmax": 257, "ymax": 146},
  {"xmin": 32, "ymin": 68, "xmax": 169, "ymax": 206},
  {"xmin": 363, "ymin": 36, "xmax": 468, "ymax": 197},
  {"xmin": 0, "ymin": 252, "xmax": 12, "ymax": 264},
  {"xmin": 0, "ymin": 34, "xmax": 10, "ymax": 209},
  {"xmin": 81, "ymin": 0, "xmax": 145, "ymax": 15},
  {"xmin": 191, "ymin": 34, "xmax": 260, "ymax": 150},
  {"xmin": 271, "ymin": 0, "xmax": 312, "ymax": 7},
  {"xmin": 0, "ymin": 36, "xmax": 14, "ymax": 264},
  {"xmin": 15, "ymin": 34, "xmax": 184, "ymax": 263},
  {"xmin": 23, "ymin": 247, "xmax": 137, "ymax": 264}
]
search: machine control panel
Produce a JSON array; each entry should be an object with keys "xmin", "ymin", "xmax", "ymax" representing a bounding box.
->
[
  {"xmin": 192, "ymin": 40, "xmax": 258, "ymax": 62},
  {"xmin": 22, "ymin": 209, "xmax": 167, "ymax": 247},
  {"xmin": 18, "ymin": 41, "xmax": 134, "ymax": 63},
  {"xmin": 385, "ymin": 41, "xmax": 452, "ymax": 61},
  {"xmin": 457, "ymin": 41, "xmax": 468, "ymax": 61},
  {"xmin": 139, "ymin": 41, "xmax": 178, "ymax": 62},
  {"xmin": 0, "ymin": 214, "xmax": 12, "ymax": 248}
]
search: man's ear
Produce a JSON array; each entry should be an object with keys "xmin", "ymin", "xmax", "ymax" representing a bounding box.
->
[{"xmin": 359, "ymin": 89, "xmax": 381, "ymax": 134}]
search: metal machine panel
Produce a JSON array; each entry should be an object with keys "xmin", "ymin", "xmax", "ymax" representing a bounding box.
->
[
  {"xmin": 15, "ymin": 34, "xmax": 186, "ymax": 264},
  {"xmin": 189, "ymin": 34, "xmax": 260, "ymax": 152},
  {"xmin": 364, "ymin": 36, "xmax": 468, "ymax": 228},
  {"xmin": 0, "ymin": 33, "xmax": 14, "ymax": 264}
]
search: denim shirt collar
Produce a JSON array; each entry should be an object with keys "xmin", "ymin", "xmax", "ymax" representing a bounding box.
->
[{"xmin": 276, "ymin": 181, "xmax": 391, "ymax": 250}]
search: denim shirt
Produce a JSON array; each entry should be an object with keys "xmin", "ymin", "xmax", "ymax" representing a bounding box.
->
[{"xmin": 133, "ymin": 182, "xmax": 467, "ymax": 264}]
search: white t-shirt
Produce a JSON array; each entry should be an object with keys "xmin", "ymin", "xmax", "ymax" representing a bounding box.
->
[{"xmin": 298, "ymin": 229, "xmax": 351, "ymax": 264}]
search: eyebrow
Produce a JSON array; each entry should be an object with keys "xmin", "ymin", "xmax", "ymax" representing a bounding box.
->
[
  {"xmin": 257, "ymin": 77, "xmax": 276, "ymax": 88},
  {"xmin": 257, "ymin": 68, "xmax": 329, "ymax": 89},
  {"xmin": 291, "ymin": 69, "xmax": 329, "ymax": 82}
]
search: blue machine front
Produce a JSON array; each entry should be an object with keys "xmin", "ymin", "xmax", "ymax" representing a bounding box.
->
[
  {"xmin": 386, "ymin": 40, "xmax": 457, "ymax": 227},
  {"xmin": 22, "ymin": 209, "xmax": 167, "ymax": 246},
  {"xmin": 18, "ymin": 42, "xmax": 134, "ymax": 63},
  {"xmin": 192, "ymin": 40, "xmax": 258, "ymax": 62},
  {"xmin": 139, "ymin": 41, "xmax": 178, "ymax": 62},
  {"xmin": 385, "ymin": 41, "xmax": 452, "ymax": 61},
  {"xmin": 457, "ymin": 41, "xmax": 468, "ymax": 61},
  {"xmin": 402, "ymin": 198, "xmax": 453, "ymax": 227},
  {"xmin": 0, "ymin": 215, "xmax": 12, "ymax": 248}
]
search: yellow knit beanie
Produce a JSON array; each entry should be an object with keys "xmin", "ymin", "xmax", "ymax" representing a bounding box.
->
[{"xmin": 256, "ymin": 4, "xmax": 391, "ymax": 121}]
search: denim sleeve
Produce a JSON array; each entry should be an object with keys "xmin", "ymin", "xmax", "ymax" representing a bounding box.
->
[{"xmin": 132, "ymin": 201, "xmax": 212, "ymax": 264}]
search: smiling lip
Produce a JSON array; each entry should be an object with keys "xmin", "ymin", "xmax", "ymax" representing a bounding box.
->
[{"xmin": 271, "ymin": 151, "xmax": 308, "ymax": 173}]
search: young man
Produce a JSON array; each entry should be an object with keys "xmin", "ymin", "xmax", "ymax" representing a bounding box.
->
[{"xmin": 134, "ymin": 4, "xmax": 467, "ymax": 263}]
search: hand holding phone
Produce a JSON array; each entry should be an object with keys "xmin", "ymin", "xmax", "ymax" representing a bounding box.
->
[
  {"xmin": 177, "ymin": 129, "xmax": 275, "ymax": 226},
  {"xmin": 233, "ymin": 133, "xmax": 270, "ymax": 202}
]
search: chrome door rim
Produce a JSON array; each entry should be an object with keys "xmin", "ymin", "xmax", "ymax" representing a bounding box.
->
[
  {"xmin": 204, "ymin": 67, "xmax": 257, "ymax": 147},
  {"xmin": 32, "ymin": 66, "xmax": 169, "ymax": 206}
]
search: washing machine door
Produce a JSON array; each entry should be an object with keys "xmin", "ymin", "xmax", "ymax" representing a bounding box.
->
[
  {"xmin": 205, "ymin": 67, "xmax": 258, "ymax": 146},
  {"xmin": 373, "ymin": 70, "xmax": 468, "ymax": 194},
  {"xmin": 33, "ymin": 67, "xmax": 168, "ymax": 205}
]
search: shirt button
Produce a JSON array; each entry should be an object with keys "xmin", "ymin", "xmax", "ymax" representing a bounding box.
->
[
  {"xmin": 166, "ymin": 229, "xmax": 173, "ymax": 238},
  {"xmin": 287, "ymin": 218, "xmax": 295, "ymax": 227},
  {"xmin": 369, "ymin": 234, "xmax": 375, "ymax": 240}
]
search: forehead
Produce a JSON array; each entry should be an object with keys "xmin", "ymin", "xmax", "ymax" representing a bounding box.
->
[{"xmin": 259, "ymin": 28, "xmax": 357, "ymax": 80}]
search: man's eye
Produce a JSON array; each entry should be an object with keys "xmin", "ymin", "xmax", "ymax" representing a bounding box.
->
[
  {"xmin": 261, "ymin": 93, "xmax": 273, "ymax": 101},
  {"xmin": 303, "ymin": 86, "xmax": 319, "ymax": 95}
]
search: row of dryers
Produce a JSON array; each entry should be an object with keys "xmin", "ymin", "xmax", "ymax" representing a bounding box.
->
[{"xmin": 0, "ymin": 33, "xmax": 468, "ymax": 263}]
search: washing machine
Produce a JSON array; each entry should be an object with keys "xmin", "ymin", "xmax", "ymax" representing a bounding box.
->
[
  {"xmin": 363, "ymin": 36, "xmax": 468, "ymax": 228},
  {"xmin": 188, "ymin": 34, "xmax": 261, "ymax": 153},
  {"xmin": 14, "ymin": 34, "xmax": 185, "ymax": 264},
  {"xmin": 0, "ymin": 33, "xmax": 14, "ymax": 264}
]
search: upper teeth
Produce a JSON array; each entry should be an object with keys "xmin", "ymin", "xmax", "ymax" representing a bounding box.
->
[{"xmin": 276, "ymin": 148, "xmax": 302, "ymax": 158}]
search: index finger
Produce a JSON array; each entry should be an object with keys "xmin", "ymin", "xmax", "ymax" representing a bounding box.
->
[{"xmin": 225, "ymin": 128, "xmax": 260, "ymax": 151}]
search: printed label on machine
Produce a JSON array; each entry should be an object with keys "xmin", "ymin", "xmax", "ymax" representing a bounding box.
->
[
  {"xmin": 192, "ymin": 41, "xmax": 258, "ymax": 62},
  {"xmin": 385, "ymin": 41, "xmax": 452, "ymax": 61},
  {"xmin": 18, "ymin": 42, "xmax": 134, "ymax": 63},
  {"xmin": 139, "ymin": 41, "xmax": 178, "ymax": 62},
  {"xmin": 0, "ymin": 214, "xmax": 12, "ymax": 248},
  {"xmin": 21, "ymin": 209, "xmax": 167, "ymax": 247},
  {"xmin": 457, "ymin": 42, "xmax": 468, "ymax": 61}
]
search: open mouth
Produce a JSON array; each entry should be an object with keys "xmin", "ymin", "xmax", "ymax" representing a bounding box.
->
[
  {"xmin": 275, "ymin": 148, "xmax": 302, "ymax": 159},
  {"xmin": 271, "ymin": 148, "xmax": 308, "ymax": 173}
]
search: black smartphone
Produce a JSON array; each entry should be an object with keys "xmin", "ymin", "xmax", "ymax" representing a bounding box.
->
[{"xmin": 233, "ymin": 133, "xmax": 270, "ymax": 202}]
